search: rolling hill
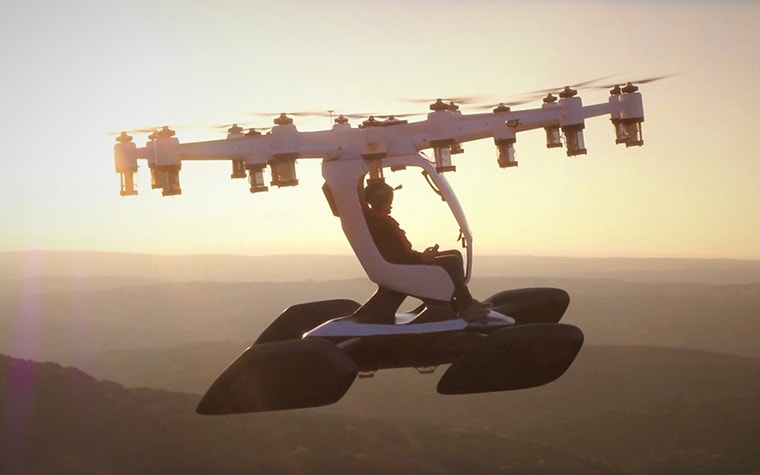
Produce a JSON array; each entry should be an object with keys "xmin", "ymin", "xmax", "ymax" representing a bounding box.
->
[
  {"xmin": 0, "ymin": 354, "xmax": 613, "ymax": 474},
  {"xmin": 53, "ymin": 343, "xmax": 760, "ymax": 474}
]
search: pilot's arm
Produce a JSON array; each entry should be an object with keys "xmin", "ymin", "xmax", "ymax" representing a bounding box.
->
[{"xmin": 365, "ymin": 212, "xmax": 426, "ymax": 264}]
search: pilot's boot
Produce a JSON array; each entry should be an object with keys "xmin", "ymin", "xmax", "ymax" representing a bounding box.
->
[{"xmin": 458, "ymin": 299, "xmax": 490, "ymax": 321}]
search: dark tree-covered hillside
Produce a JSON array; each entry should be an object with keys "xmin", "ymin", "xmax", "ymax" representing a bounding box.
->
[{"xmin": 0, "ymin": 354, "xmax": 612, "ymax": 474}]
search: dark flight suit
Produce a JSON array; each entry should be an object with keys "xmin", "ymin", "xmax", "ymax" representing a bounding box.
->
[{"xmin": 364, "ymin": 208, "xmax": 474, "ymax": 307}]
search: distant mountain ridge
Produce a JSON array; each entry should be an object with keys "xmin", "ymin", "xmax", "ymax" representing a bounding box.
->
[
  {"xmin": 3, "ymin": 276, "xmax": 759, "ymax": 360},
  {"xmin": 3, "ymin": 250, "xmax": 760, "ymax": 284}
]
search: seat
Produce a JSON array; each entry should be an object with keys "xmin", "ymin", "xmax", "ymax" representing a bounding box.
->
[{"xmin": 322, "ymin": 158, "xmax": 455, "ymax": 303}]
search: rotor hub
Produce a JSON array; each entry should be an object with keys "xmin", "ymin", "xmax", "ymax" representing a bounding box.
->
[
  {"xmin": 156, "ymin": 126, "xmax": 176, "ymax": 139},
  {"xmin": 558, "ymin": 87, "xmax": 577, "ymax": 99},
  {"xmin": 274, "ymin": 113, "xmax": 294, "ymax": 126},
  {"xmin": 492, "ymin": 103, "xmax": 511, "ymax": 113},
  {"xmin": 429, "ymin": 99, "xmax": 449, "ymax": 112},
  {"xmin": 621, "ymin": 82, "xmax": 639, "ymax": 94},
  {"xmin": 543, "ymin": 93, "xmax": 558, "ymax": 104},
  {"xmin": 116, "ymin": 132, "xmax": 133, "ymax": 143},
  {"xmin": 227, "ymin": 124, "xmax": 244, "ymax": 135},
  {"xmin": 360, "ymin": 116, "xmax": 380, "ymax": 128}
]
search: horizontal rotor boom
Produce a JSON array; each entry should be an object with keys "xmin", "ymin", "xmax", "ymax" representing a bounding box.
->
[{"xmin": 113, "ymin": 87, "xmax": 646, "ymax": 196}]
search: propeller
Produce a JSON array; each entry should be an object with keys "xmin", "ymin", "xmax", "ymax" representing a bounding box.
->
[
  {"xmin": 370, "ymin": 112, "xmax": 422, "ymax": 119},
  {"xmin": 245, "ymin": 110, "xmax": 424, "ymax": 126},
  {"xmin": 400, "ymin": 95, "xmax": 487, "ymax": 105},
  {"xmin": 327, "ymin": 111, "xmax": 422, "ymax": 124},
  {"xmin": 472, "ymin": 75, "xmax": 645, "ymax": 112},
  {"xmin": 400, "ymin": 78, "xmax": 616, "ymax": 114},
  {"xmin": 247, "ymin": 110, "xmax": 335, "ymax": 118},
  {"xmin": 518, "ymin": 75, "xmax": 620, "ymax": 96},
  {"xmin": 246, "ymin": 110, "xmax": 395, "ymax": 127},
  {"xmin": 589, "ymin": 74, "xmax": 675, "ymax": 93},
  {"xmin": 210, "ymin": 123, "xmax": 272, "ymax": 134},
  {"xmin": 475, "ymin": 93, "xmax": 549, "ymax": 111},
  {"xmin": 104, "ymin": 126, "xmax": 170, "ymax": 137},
  {"xmin": 246, "ymin": 110, "xmax": 384, "ymax": 120},
  {"xmin": 399, "ymin": 95, "xmax": 488, "ymax": 113},
  {"xmin": 104, "ymin": 123, "xmax": 198, "ymax": 139},
  {"xmin": 325, "ymin": 112, "xmax": 379, "ymax": 119},
  {"xmin": 106, "ymin": 121, "xmax": 275, "ymax": 142},
  {"xmin": 591, "ymin": 74, "xmax": 674, "ymax": 89},
  {"xmin": 103, "ymin": 125, "xmax": 186, "ymax": 142},
  {"xmin": 357, "ymin": 112, "xmax": 427, "ymax": 127}
]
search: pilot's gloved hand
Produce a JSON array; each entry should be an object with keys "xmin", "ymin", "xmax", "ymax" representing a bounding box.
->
[{"xmin": 422, "ymin": 244, "xmax": 440, "ymax": 262}]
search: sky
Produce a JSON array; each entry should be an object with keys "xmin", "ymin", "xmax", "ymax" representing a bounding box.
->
[{"xmin": 1, "ymin": 0, "xmax": 758, "ymax": 260}]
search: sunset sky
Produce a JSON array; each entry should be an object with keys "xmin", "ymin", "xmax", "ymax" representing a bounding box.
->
[{"xmin": 1, "ymin": 1, "xmax": 758, "ymax": 260}]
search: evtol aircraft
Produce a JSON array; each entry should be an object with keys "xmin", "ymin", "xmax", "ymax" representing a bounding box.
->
[{"xmin": 112, "ymin": 78, "xmax": 656, "ymax": 414}]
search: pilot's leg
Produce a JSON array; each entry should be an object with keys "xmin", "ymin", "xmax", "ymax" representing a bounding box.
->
[
  {"xmin": 432, "ymin": 250, "xmax": 488, "ymax": 320},
  {"xmin": 431, "ymin": 251, "xmax": 472, "ymax": 306}
]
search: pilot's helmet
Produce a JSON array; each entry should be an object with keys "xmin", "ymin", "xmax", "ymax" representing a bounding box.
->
[{"xmin": 364, "ymin": 180, "xmax": 394, "ymax": 207}]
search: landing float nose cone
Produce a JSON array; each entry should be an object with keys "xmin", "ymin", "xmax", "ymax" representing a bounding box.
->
[{"xmin": 197, "ymin": 339, "xmax": 357, "ymax": 415}]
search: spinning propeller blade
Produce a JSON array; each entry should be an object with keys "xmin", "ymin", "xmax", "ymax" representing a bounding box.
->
[
  {"xmin": 104, "ymin": 123, "xmax": 198, "ymax": 138},
  {"xmin": 246, "ymin": 110, "xmax": 375, "ymax": 118},
  {"xmin": 590, "ymin": 74, "xmax": 676, "ymax": 90},
  {"xmin": 520, "ymin": 75, "xmax": 619, "ymax": 96},
  {"xmin": 104, "ymin": 126, "xmax": 170, "ymax": 137},
  {"xmin": 400, "ymin": 94, "xmax": 487, "ymax": 105},
  {"xmin": 370, "ymin": 112, "xmax": 422, "ymax": 119},
  {"xmin": 209, "ymin": 122, "xmax": 271, "ymax": 133},
  {"xmin": 475, "ymin": 93, "xmax": 548, "ymax": 111}
]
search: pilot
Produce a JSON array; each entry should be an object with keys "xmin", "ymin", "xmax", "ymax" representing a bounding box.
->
[{"xmin": 363, "ymin": 180, "xmax": 489, "ymax": 321}]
